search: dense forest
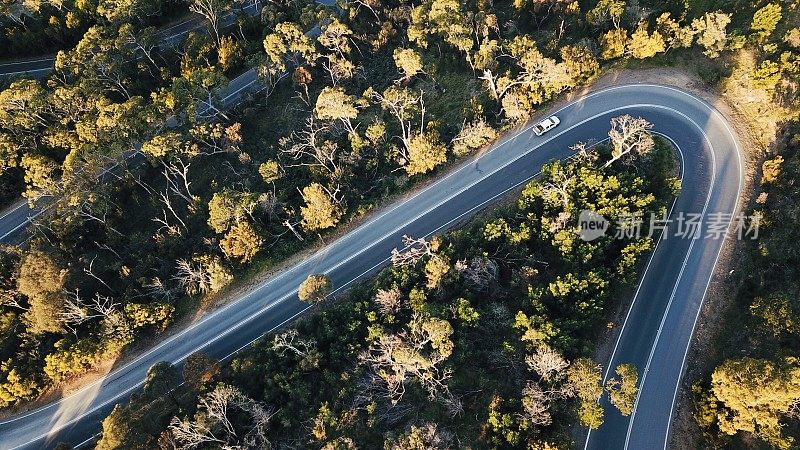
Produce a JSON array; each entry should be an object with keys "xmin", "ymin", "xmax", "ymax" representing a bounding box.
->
[{"xmin": 0, "ymin": 0, "xmax": 799, "ymax": 448}]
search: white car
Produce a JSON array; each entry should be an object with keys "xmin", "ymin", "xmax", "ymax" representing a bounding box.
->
[{"xmin": 533, "ymin": 115, "xmax": 560, "ymax": 136}]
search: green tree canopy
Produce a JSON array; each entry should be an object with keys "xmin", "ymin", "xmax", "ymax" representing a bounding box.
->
[
  {"xmin": 220, "ymin": 221, "xmax": 263, "ymax": 263},
  {"xmin": 692, "ymin": 12, "xmax": 731, "ymax": 58},
  {"xmin": 300, "ymin": 183, "xmax": 343, "ymax": 232},
  {"xmin": 751, "ymin": 3, "xmax": 782, "ymax": 42},
  {"xmin": 606, "ymin": 363, "xmax": 639, "ymax": 416},
  {"xmin": 298, "ymin": 274, "xmax": 332, "ymax": 304},
  {"xmin": 567, "ymin": 358, "xmax": 604, "ymax": 429},
  {"xmin": 628, "ymin": 22, "xmax": 665, "ymax": 59},
  {"xmin": 707, "ymin": 358, "xmax": 800, "ymax": 449}
]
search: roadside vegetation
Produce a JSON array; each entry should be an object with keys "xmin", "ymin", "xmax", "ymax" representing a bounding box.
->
[
  {"xmin": 0, "ymin": 0, "xmax": 256, "ymax": 58},
  {"xmin": 693, "ymin": 130, "xmax": 800, "ymax": 450},
  {"xmin": 672, "ymin": 2, "xmax": 800, "ymax": 450},
  {"xmin": 0, "ymin": 0, "xmax": 799, "ymax": 448},
  {"xmin": 95, "ymin": 138, "xmax": 677, "ymax": 449}
]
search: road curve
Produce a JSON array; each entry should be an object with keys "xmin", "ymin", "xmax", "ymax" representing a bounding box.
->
[
  {"xmin": 583, "ymin": 86, "xmax": 743, "ymax": 449},
  {"xmin": 0, "ymin": 84, "xmax": 743, "ymax": 449}
]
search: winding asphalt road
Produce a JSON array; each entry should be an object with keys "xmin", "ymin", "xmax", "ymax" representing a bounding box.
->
[
  {"xmin": 0, "ymin": 84, "xmax": 742, "ymax": 449},
  {"xmin": 0, "ymin": 8, "xmax": 255, "ymax": 243}
]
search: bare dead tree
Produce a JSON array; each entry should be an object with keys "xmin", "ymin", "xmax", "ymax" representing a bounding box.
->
[
  {"xmin": 359, "ymin": 315, "xmax": 454, "ymax": 404},
  {"xmin": 169, "ymin": 384, "xmax": 273, "ymax": 450},
  {"xmin": 171, "ymin": 385, "xmax": 239, "ymax": 449},
  {"xmin": 280, "ymin": 117, "xmax": 342, "ymax": 176},
  {"xmin": 390, "ymin": 235, "xmax": 435, "ymax": 267},
  {"xmin": 188, "ymin": 0, "xmax": 227, "ymax": 46},
  {"xmin": 84, "ymin": 256, "xmax": 115, "ymax": 293},
  {"xmin": 570, "ymin": 142, "xmax": 599, "ymax": 165},
  {"xmin": 155, "ymin": 188, "xmax": 187, "ymax": 233},
  {"xmin": 352, "ymin": 371, "xmax": 390, "ymax": 410},
  {"xmin": 478, "ymin": 69, "xmax": 529, "ymax": 102},
  {"xmin": 61, "ymin": 290, "xmax": 92, "ymax": 336},
  {"xmin": 525, "ymin": 345, "xmax": 570, "ymax": 382},
  {"xmin": 374, "ymin": 288, "xmax": 403, "ymax": 316},
  {"xmin": 169, "ymin": 415, "xmax": 227, "ymax": 449},
  {"xmin": 153, "ymin": 209, "xmax": 182, "ymax": 236},
  {"xmin": 346, "ymin": 0, "xmax": 381, "ymax": 22},
  {"xmin": 321, "ymin": 55, "xmax": 357, "ymax": 86},
  {"xmin": 186, "ymin": 123, "xmax": 240, "ymax": 156},
  {"xmin": 542, "ymin": 168, "xmax": 575, "ymax": 211},
  {"xmin": 272, "ymin": 329, "xmax": 316, "ymax": 358},
  {"xmin": 61, "ymin": 290, "xmax": 122, "ymax": 336},
  {"xmin": 122, "ymin": 165, "xmax": 157, "ymax": 195},
  {"xmin": 162, "ymin": 158, "xmax": 193, "ymax": 203},
  {"xmin": 95, "ymin": 241, "xmax": 121, "ymax": 259},
  {"xmin": 788, "ymin": 398, "xmax": 800, "ymax": 420},
  {"xmin": 243, "ymin": 401, "xmax": 274, "ymax": 448},
  {"xmin": 196, "ymin": 91, "xmax": 231, "ymax": 122},
  {"xmin": 377, "ymin": 400, "xmax": 415, "ymax": 426},
  {"xmin": 522, "ymin": 379, "xmax": 575, "ymax": 426},
  {"xmin": 256, "ymin": 62, "xmax": 290, "ymax": 99},
  {"xmin": 91, "ymin": 293, "xmax": 121, "ymax": 318},
  {"xmin": 521, "ymin": 382, "xmax": 553, "ymax": 426},
  {"xmin": 391, "ymin": 235, "xmax": 435, "ymax": 267},
  {"xmin": 441, "ymin": 394, "xmax": 464, "ymax": 419},
  {"xmin": 173, "ymin": 259, "xmax": 208, "ymax": 295},
  {"xmin": 77, "ymin": 201, "xmax": 124, "ymax": 236},
  {"xmin": 604, "ymin": 115, "xmax": 654, "ymax": 167},
  {"xmin": 456, "ymin": 257, "xmax": 498, "ymax": 291},
  {"xmin": 201, "ymin": 385, "xmax": 239, "ymax": 438},
  {"xmin": 282, "ymin": 219, "xmax": 304, "ymax": 241},
  {"xmin": 258, "ymin": 192, "xmax": 279, "ymax": 221},
  {"xmin": 119, "ymin": 25, "xmax": 159, "ymax": 71},
  {"xmin": 0, "ymin": 291, "xmax": 26, "ymax": 311},
  {"xmin": 359, "ymin": 336, "xmax": 409, "ymax": 402},
  {"xmin": 372, "ymin": 88, "xmax": 426, "ymax": 162},
  {"xmin": 143, "ymin": 277, "xmax": 178, "ymax": 303}
]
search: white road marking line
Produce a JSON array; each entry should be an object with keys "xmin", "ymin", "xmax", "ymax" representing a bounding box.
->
[
  {"xmin": 583, "ymin": 133, "xmax": 686, "ymax": 450},
  {"xmin": 0, "ymin": 57, "xmax": 54, "ymax": 67},
  {"xmin": 661, "ymin": 98, "xmax": 744, "ymax": 450},
  {"xmin": 624, "ymin": 110, "xmax": 715, "ymax": 449},
  {"xmin": 0, "ymin": 67, "xmax": 52, "ymax": 76},
  {"xmin": 10, "ymin": 299, "xmax": 311, "ymax": 450},
  {"xmin": 0, "ymin": 199, "xmax": 28, "ymax": 222},
  {"xmin": 622, "ymin": 102, "xmax": 743, "ymax": 450}
]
